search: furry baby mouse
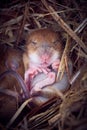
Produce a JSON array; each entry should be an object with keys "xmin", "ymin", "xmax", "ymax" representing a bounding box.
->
[
  {"xmin": 0, "ymin": 45, "xmax": 26, "ymax": 123},
  {"xmin": 23, "ymin": 28, "xmax": 72, "ymax": 105}
]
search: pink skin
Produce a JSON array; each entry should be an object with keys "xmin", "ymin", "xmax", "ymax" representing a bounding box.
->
[
  {"xmin": 25, "ymin": 58, "xmax": 60, "ymax": 80},
  {"xmin": 52, "ymin": 59, "xmax": 60, "ymax": 70},
  {"xmin": 24, "ymin": 50, "xmax": 60, "ymax": 96},
  {"xmin": 24, "ymin": 59, "xmax": 60, "ymax": 93},
  {"xmin": 24, "ymin": 65, "xmax": 50, "ymax": 90}
]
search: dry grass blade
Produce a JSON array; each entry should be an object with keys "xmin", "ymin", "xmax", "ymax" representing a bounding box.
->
[
  {"xmin": 27, "ymin": 101, "xmax": 60, "ymax": 129},
  {"xmin": 0, "ymin": 16, "xmax": 23, "ymax": 28},
  {"xmin": 57, "ymin": 36, "xmax": 71, "ymax": 80},
  {"xmin": 74, "ymin": 18, "xmax": 87, "ymax": 33},
  {"xmin": 6, "ymin": 98, "xmax": 32, "ymax": 128},
  {"xmin": 48, "ymin": 113, "xmax": 61, "ymax": 126},
  {"xmin": 70, "ymin": 64, "xmax": 87, "ymax": 85},
  {"xmin": 16, "ymin": 3, "xmax": 29, "ymax": 45}
]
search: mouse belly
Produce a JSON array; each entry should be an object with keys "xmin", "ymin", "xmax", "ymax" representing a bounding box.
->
[{"xmin": 30, "ymin": 72, "xmax": 69, "ymax": 105}]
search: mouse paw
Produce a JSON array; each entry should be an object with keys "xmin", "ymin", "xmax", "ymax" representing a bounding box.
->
[
  {"xmin": 52, "ymin": 59, "xmax": 60, "ymax": 70},
  {"xmin": 27, "ymin": 66, "xmax": 43, "ymax": 79}
]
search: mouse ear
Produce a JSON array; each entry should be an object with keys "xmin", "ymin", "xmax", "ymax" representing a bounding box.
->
[{"xmin": 5, "ymin": 59, "xmax": 19, "ymax": 71}]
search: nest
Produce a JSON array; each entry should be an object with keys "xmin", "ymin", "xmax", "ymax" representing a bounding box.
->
[{"xmin": 0, "ymin": 0, "xmax": 87, "ymax": 130}]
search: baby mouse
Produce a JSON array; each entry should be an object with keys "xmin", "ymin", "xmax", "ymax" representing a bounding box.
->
[{"xmin": 23, "ymin": 28, "xmax": 72, "ymax": 105}]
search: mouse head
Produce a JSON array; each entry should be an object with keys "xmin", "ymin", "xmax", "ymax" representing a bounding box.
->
[
  {"xmin": 26, "ymin": 28, "xmax": 63, "ymax": 67},
  {"xmin": 5, "ymin": 48, "xmax": 24, "ymax": 76}
]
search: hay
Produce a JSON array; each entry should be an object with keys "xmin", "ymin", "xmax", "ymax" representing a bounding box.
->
[{"xmin": 0, "ymin": 0, "xmax": 87, "ymax": 129}]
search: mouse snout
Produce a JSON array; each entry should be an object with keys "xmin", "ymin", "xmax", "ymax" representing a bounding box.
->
[
  {"xmin": 38, "ymin": 43, "xmax": 52, "ymax": 62},
  {"xmin": 41, "ymin": 54, "xmax": 50, "ymax": 62}
]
